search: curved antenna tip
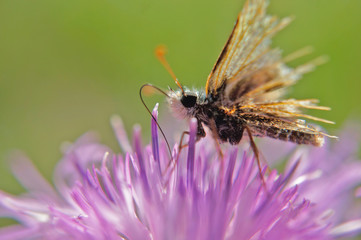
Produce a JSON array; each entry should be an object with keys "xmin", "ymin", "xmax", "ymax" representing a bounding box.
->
[{"xmin": 139, "ymin": 84, "xmax": 173, "ymax": 160}]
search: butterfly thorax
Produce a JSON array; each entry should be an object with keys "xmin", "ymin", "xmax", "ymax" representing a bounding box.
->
[{"xmin": 168, "ymin": 88, "xmax": 247, "ymax": 144}]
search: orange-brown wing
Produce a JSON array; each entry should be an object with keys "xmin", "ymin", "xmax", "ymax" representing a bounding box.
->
[
  {"xmin": 205, "ymin": 0, "xmax": 291, "ymax": 98},
  {"xmin": 237, "ymin": 99, "xmax": 335, "ymax": 124},
  {"xmin": 234, "ymin": 99, "xmax": 337, "ymax": 145},
  {"xmin": 241, "ymin": 112, "xmax": 333, "ymax": 147}
]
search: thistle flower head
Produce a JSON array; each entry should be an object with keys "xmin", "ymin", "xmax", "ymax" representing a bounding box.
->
[{"xmin": 0, "ymin": 105, "xmax": 361, "ymax": 240}]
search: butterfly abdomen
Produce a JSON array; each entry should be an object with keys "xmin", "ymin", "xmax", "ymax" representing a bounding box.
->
[
  {"xmin": 242, "ymin": 114, "xmax": 325, "ymax": 147},
  {"xmin": 260, "ymin": 125, "xmax": 324, "ymax": 147}
]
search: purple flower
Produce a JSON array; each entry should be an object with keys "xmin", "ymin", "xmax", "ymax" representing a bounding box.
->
[{"xmin": 0, "ymin": 105, "xmax": 361, "ymax": 240}]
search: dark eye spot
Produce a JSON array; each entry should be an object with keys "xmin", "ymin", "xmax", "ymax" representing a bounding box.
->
[{"xmin": 181, "ymin": 94, "xmax": 197, "ymax": 108}]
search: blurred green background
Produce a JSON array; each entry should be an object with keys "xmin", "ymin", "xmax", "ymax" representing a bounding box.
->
[{"xmin": 0, "ymin": 0, "xmax": 360, "ymax": 194}]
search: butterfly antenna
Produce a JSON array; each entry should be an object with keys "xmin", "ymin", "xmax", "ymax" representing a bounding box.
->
[
  {"xmin": 155, "ymin": 45, "xmax": 185, "ymax": 95},
  {"xmin": 139, "ymin": 84, "xmax": 173, "ymax": 160}
]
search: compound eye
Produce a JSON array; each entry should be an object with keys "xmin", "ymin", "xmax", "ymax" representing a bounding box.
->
[{"xmin": 180, "ymin": 94, "xmax": 197, "ymax": 108}]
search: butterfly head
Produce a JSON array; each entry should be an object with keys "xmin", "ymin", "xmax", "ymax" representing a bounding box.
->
[
  {"xmin": 167, "ymin": 88, "xmax": 202, "ymax": 119},
  {"xmin": 180, "ymin": 93, "xmax": 197, "ymax": 108}
]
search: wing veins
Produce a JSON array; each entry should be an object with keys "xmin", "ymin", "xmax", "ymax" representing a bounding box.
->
[
  {"xmin": 238, "ymin": 105, "xmax": 334, "ymax": 124},
  {"xmin": 216, "ymin": 1, "xmax": 265, "ymax": 87},
  {"xmin": 240, "ymin": 112, "xmax": 336, "ymax": 138},
  {"xmin": 252, "ymin": 100, "xmax": 331, "ymax": 111}
]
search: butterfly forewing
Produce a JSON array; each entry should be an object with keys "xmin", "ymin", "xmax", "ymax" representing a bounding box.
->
[{"xmin": 206, "ymin": 0, "xmax": 292, "ymax": 101}]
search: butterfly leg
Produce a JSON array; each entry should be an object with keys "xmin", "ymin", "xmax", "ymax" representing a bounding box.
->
[
  {"xmin": 244, "ymin": 125, "xmax": 268, "ymax": 190},
  {"xmin": 175, "ymin": 130, "xmax": 191, "ymax": 165},
  {"xmin": 163, "ymin": 119, "xmax": 206, "ymax": 177},
  {"xmin": 162, "ymin": 131, "xmax": 189, "ymax": 177},
  {"xmin": 208, "ymin": 119, "xmax": 224, "ymax": 158},
  {"xmin": 208, "ymin": 119, "xmax": 226, "ymax": 184}
]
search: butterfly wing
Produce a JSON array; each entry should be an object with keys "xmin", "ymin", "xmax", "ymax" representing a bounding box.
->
[
  {"xmin": 206, "ymin": 0, "xmax": 336, "ymax": 145},
  {"xmin": 206, "ymin": 0, "xmax": 292, "ymax": 102},
  {"xmin": 241, "ymin": 112, "xmax": 330, "ymax": 146}
]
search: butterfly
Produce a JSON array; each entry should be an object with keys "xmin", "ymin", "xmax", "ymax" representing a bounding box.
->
[{"xmin": 141, "ymin": 0, "xmax": 336, "ymax": 173}]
